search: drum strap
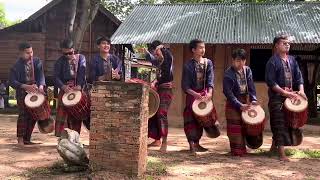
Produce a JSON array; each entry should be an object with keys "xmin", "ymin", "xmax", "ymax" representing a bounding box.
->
[
  {"xmin": 243, "ymin": 66, "xmax": 249, "ymax": 94},
  {"xmin": 74, "ymin": 54, "xmax": 80, "ymax": 87},
  {"xmin": 31, "ymin": 58, "xmax": 35, "ymax": 84},
  {"xmin": 203, "ymin": 58, "xmax": 208, "ymax": 93}
]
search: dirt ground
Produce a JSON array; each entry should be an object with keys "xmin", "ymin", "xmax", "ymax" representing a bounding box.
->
[{"xmin": 1, "ymin": 114, "xmax": 320, "ymax": 180}]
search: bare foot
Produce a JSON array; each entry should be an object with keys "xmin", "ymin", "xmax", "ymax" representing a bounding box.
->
[
  {"xmin": 17, "ymin": 137, "xmax": 24, "ymax": 146},
  {"xmin": 24, "ymin": 141, "xmax": 39, "ymax": 145},
  {"xmin": 195, "ymin": 143, "xmax": 208, "ymax": 152},
  {"xmin": 160, "ymin": 143, "xmax": 167, "ymax": 153},
  {"xmin": 278, "ymin": 146, "xmax": 289, "ymax": 162},
  {"xmin": 148, "ymin": 140, "xmax": 161, "ymax": 147},
  {"xmin": 269, "ymin": 140, "xmax": 277, "ymax": 153},
  {"xmin": 279, "ymin": 156, "xmax": 290, "ymax": 162},
  {"xmin": 160, "ymin": 137, "xmax": 167, "ymax": 153},
  {"xmin": 189, "ymin": 141, "xmax": 197, "ymax": 154}
]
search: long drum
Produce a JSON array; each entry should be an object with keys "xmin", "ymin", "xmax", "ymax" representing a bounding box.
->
[
  {"xmin": 24, "ymin": 92, "xmax": 54, "ymax": 133},
  {"xmin": 126, "ymin": 78, "xmax": 160, "ymax": 118},
  {"xmin": 25, "ymin": 93, "xmax": 50, "ymax": 120},
  {"xmin": 283, "ymin": 94, "xmax": 308, "ymax": 128},
  {"xmin": 62, "ymin": 90, "xmax": 90, "ymax": 121},
  {"xmin": 192, "ymin": 99, "xmax": 216, "ymax": 127},
  {"xmin": 241, "ymin": 105, "xmax": 265, "ymax": 136},
  {"xmin": 192, "ymin": 99, "xmax": 220, "ymax": 138}
]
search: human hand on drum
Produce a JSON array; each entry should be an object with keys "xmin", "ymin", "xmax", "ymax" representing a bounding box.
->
[
  {"xmin": 297, "ymin": 90, "xmax": 307, "ymax": 100},
  {"xmin": 22, "ymin": 84, "xmax": 38, "ymax": 93},
  {"xmin": 62, "ymin": 85, "xmax": 72, "ymax": 93},
  {"xmin": 73, "ymin": 85, "xmax": 81, "ymax": 91},
  {"xmin": 251, "ymin": 101, "xmax": 259, "ymax": 106},
  {"xmin": 240, "ymin": 104, "xmax": 251, "ymax": 112},
  {"xmin": 193, "ymin": 92, "xmax": 203, "ymax": 100},
  {"xmin": 283, "ymin": 90, "xmax": 298, "ymax": 100},
  {"xmin": 203, "ymin": 92, "xmax": 212, "ymax": 101}
]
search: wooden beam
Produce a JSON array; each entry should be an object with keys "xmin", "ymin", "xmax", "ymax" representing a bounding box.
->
[{"xmin": 290, "ymin": 50, "xmax": 319, "ymax": 56}]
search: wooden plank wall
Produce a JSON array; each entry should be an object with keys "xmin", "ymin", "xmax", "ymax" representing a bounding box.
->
[{"xmin": 0, "ymin": 32, "xmax": 46, "ymax": 81}]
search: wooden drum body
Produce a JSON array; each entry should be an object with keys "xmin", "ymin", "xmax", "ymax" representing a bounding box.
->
[
  {"xmin": 25, "ymin": 93, "xmax": 51, "ymax": 121},
  {"xmin": 192, "ymin": 99, "xmax": 220, "ymax": 138},
  {"xmin": 24, "ymin": 93, "xmax": 53, "ymax": 133},
  {"xmin": 62, "ymin": 90, "xmax": 90, "ymax": 121},
  {"xmin": 283, "ymin": 94, "xmax": 308, "ymax": 128},
  {"xmin": 241, "ymin": 105, "xmax": 265, "ymax": 136}
]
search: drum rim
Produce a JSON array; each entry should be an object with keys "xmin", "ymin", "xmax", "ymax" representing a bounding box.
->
[
  {"xmin": 24, "ymin": 93, "xmax": 45, "ymax": 108},
  {"xmin": 284, "ymin": 95, "xmax": 308, "ymax": 113},
  {"xmin": 62, "ymin": 90, "xmax": 82, "ymax": 107},
  {"xmin": 149, "ymin": 88, "xmax": 160, "ymax": 118},
  {"xmin": 192, "ymin": 99, "xmax": 213, "ymax": 116},
  {"xmin": 241, "ymin": 105, "xmax": 265, "ymax": 125}
]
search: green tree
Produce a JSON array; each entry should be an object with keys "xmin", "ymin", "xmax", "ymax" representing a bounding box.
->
[
  {"xmin": 103, "ymin": 0, "xmax": 311, "ymax": 21},
  {"xmin": 0, "ymin": 3, "xmax": 23, "ymax": 28},
  {"xmin": 102, "ymin": 0, "xmax": 161, "ymax": 21},
  {"xmin": 101, "ymin": 0, "xmax": 134, "ymax": 21},
  {"xmin": 0, "ymin": 3, "xmax": 8, "ymax": 28}
]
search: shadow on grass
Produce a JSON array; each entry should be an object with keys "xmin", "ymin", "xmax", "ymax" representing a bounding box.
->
[{"xmin": 252, "ymin": 148, "xmax": 320, "ymax": 159}]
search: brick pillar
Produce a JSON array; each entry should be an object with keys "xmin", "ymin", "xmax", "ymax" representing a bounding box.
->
[{"xmin": 89, "ymin": 81, "xmax": 148, "ymax": 177}]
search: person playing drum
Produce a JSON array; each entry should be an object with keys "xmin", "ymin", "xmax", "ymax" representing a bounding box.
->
[
  {"xmin": 145, "ymin": 40, "xmax": 174, "ymax": 153},
  {"xmin": 90, "ymin": 36, "xmax": 122, "ymax": 82},
  {"xmin": 265, "ymin": 34, "xmax": 307, "ymax": 161},
  {"xmin": 181, "ymin": 39, "xmax": 217, "ymax": 153},
  {"xmin": 9, "ymin": 42, "xmax": 46, "ymax": 145},
  {"xmin": 54, "ymin": 39, "xmax": 87, "ymax": 137},
  {"xmin": 223, "ymin": 48, "xmax": 259, "ymax": 156}
]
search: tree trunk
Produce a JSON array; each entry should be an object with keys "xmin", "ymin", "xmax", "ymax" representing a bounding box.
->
[
  {"xmin": 67, "ymin": 0, "xmax": 77, "ymax": 38},
  {"xmin": 65, "ymin": 0, "xmax": 100, "ymax": 51}
]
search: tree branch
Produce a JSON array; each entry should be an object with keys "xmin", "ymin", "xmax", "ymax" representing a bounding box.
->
[
  {"xmin": 73, "ymin": 0, "xmax": 100, "ymax": 51},
  {"xmin": 67, "ymin": 0, "xmax": 78, "ymax": 38}
]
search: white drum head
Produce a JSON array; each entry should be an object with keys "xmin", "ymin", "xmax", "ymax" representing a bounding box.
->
[
  {"xmin": 24, "ymin": 93, "xmax": 45, "ymax": 108},
  {"xmin": 62, "ymin": 90, "xmax": 82, "ymax": 107},
  {"xmin": 241, "ymin": 105, "xmax": 265, "ymax": 125},
  {"xmin": 192, "ymin": 99, "xmax": 213, "ymax": 117},
  {"xmin": 284, "ymin": 94, "xmax": 308, "ymax": 113}
]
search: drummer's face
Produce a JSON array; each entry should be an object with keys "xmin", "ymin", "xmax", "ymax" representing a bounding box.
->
[
  {"xmin": 232, "ymin": 58, "xmax": 246, "ymax": 70},
  {"xmin": 192, "ymin": 42, "xmax": 206, "ymax": 57},
  {"xmin": 21, "ymin": 47, "xmax": 33, "ymax": 60},
  {"xmin": 98, "ymin": 41, "xmax": 110, "ymax": 54},
  {"xmin": 62, "ymin": 48, "xmax": 75, "ymax": 60},
  {"xmin": 275, "ymin": 39, "xmax": 290, "ymax": 53}
]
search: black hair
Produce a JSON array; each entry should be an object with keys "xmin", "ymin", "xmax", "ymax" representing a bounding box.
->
[
  {"xmin": 231, "ymin": 48, "xmax": 246, "ymax": 60},
  {"xmin": 273, "ymin": 34, "xmax": 290, "ymax": 47},
  {"xmin": 189, "ymin": 39, "xmax": 204, "ymax": 52},
  {"xmin": 96, "ymin": 36, "xmax": 111, "ymax": 45},
  {"xmin": 60, "ymin": 39, "xmax": 74, "ymax": 49},
  {"xmin": 18, "ymin": 42, "xmax": 32, "ymax": 51},
  {"xmin": 148, "ymin": 40, "xmax": 162, "ymax": 51}
]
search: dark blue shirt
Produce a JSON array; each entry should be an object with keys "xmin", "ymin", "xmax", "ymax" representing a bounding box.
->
[
  {"xmin": 54, "ymin": 54, "xmax": 86, "ymax": 89},
  {"xmin": 9, "ymin": 57, "xmax": 46, "ymax": 98},
  {"xmin": 89, "ymin": 54, "xmax": 122, "ymax": 83},
  {"xmin": 146, "ymin": 48, "xmax": 173, "ymax": 84},
  {"xmin": 223, "ymin": 66, "xmax": 257, "ymax": 110},
  {"xmin": 181, "ymin": 58, "xmax": 214, "ymax": 92},
  {"xmin": 265, "ymin": 54, "xmax": 304, "ymax": 98}
]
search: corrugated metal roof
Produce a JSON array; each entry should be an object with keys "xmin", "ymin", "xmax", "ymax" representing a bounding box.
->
[{"xmin": 111, "ymin": 3, "xmax": 320, "ymax": 44}]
